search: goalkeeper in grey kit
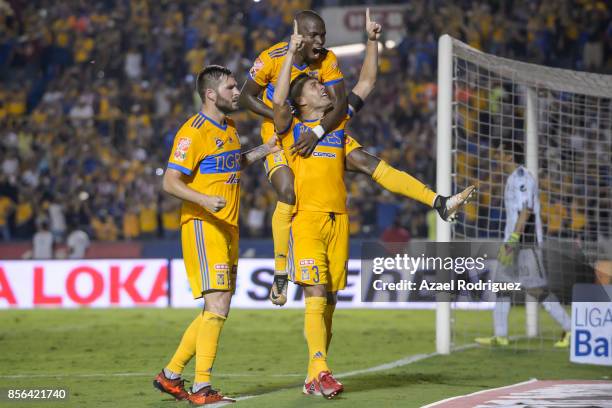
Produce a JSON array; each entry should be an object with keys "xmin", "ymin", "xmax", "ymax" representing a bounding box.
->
[{"xmin": 475, "ymin": 143, "xmax": 571, "ymax": 348}]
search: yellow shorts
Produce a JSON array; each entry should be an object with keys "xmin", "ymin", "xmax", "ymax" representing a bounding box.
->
[
  {"xmin": 288, "ymin": 211, "xmax": 349, "ymax": 292},
  {"xmin": 181, "ymin": 218, "xmax": 238, "ymax": 298},
  {"xmin": 261, "ymin": 120, "xmax": 288, "ymax": 177}
]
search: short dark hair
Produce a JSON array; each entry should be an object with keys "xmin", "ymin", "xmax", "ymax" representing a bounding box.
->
[
  {"xmin": 196, "ymin": 65, "xmax": 232, "ymax": 101},
  {"xmin": 289, "ymin": 73, "xmax": 314, "ymax": 106},
  {"xmin": 295, "ymin": 10, "xmax": 324, "ymax": 28}
]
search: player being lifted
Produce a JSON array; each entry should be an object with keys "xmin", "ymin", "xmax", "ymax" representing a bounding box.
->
[
  {"xmin": 475, "ymin": 143, "xmax": 571, "ymax": 348},
  {"xmin": 272, "ymin": 16, "xmax": 474, "ymax": 398},
  {"xmin": 153, "ymin": 65, "xmax": 279, "ymax": 405},
  {"xmin": 240, "ymin": 9, "xmax": 475, "ymax": 306}
]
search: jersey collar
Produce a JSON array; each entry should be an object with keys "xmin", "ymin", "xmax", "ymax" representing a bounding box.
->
[{"xmin": 198, "ymin": 112, "xmax": 227, "ymax": 130}]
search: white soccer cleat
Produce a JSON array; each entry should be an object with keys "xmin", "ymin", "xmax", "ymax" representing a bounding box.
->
[{"xmin": 435, "ymin": 185, "xmax": 476, "ymax": 222}]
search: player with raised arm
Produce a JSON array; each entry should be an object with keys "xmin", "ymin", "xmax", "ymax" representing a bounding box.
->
[
  {"xmin": 152, "ymin": 65, "xmax": 279, "ymax": 405},
  {"xmin": 475, "ymin": 143, "xmax": 571, "ymax": 348},
  {"xmin": 271, "ymin": 17, "xmax": 474, "ymax": 398},
  {"xmin": 266, "ymin": 9, "xmax": 474, "ymax": 306},
  {"xmin": 240, "ymin": 10, "xmax": 347, "ymax": 306}
]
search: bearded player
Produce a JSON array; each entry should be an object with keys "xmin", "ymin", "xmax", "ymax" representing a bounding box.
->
[
  {"xmin": 241, "ymin": 9, "xmax": 475, "ymax": 306},
  {"xmin": 271, "ymin": 17, "xmax": 475, "ymax": 398},
  {"xmin": 153, "ymin": 65, "xmax": 278, "ymax": 405}
]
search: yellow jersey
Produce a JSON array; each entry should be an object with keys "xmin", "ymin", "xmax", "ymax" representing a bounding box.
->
[
  {"xmin": 280, "ymin": 115, "xmax": 361, "ymax": 214},
  {"xmin": 249, "ymin": 42, "xmax": 344, "ymax": 109},
  {"xmin": 167, "ymin": 112, "xmax": 241, "ymax": 227}
]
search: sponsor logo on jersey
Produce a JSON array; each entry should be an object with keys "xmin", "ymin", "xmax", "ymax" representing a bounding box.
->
[
  {"xmin": 173, "ymin": 137, "xmax": 191, "ymax": 162},
  {"xmin": 215, "ymin": 264, "xmax": 229, "ymax": 270},
  {"xmin": 312, "ymin": 151, "xmax": 336, "ymax": 158},
  {"xmin": 300, "ymin": 259, "xmax": 315, "ymax": 266},
  {"xmin": 249, "ymin": 57, "xmax": 264, "ymax": 77}
]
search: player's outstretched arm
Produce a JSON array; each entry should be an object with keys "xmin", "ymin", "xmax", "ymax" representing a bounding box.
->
[
  {"xmin": 162, "ymin": 169, "xmax": 226, "ymax": 213},
  {"xmin": 239, "ymin": 79, "xmax": 274, "ymax": 120},
  {"xmin": 240, "ymin": 135, "xmax": 281, "ymax": 168},
  {"xmin": 351, "ymin": 8, "xmax": 381, "ymax": 102},
  {"xmin": 272, "ymin": 20, "xmax": 302, "ymax": 135}
]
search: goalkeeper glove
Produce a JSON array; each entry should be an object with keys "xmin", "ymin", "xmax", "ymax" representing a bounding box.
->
[
  {"xmin": 269, "ymin": 272, "xmax": 288, "ymax": 306},
  {"xmin": 498, "ymin": 232, "xmax": 520, "ymax": 266}
]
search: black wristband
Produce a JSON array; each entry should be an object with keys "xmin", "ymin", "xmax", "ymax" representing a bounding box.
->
[{"xmin": 348, "ymin": 91, "xmax": 364, "ymax": 113}]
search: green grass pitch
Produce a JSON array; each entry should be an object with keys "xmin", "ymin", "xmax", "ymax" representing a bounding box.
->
[{"xmin": 0, "ymin": 308, "xmax": 608, "ymax": 407}]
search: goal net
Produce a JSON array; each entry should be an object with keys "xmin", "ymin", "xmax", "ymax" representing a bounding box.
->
[{"xmin": 436, "ymin": 35, "xmax": 612, "ymax": 353}]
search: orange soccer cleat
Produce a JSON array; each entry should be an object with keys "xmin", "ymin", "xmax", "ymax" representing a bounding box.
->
[
  {"xmin": 188, "ymin": 386, "xmax": 236, "ymax": 406},
  {"xmin": 152, "ymin": 370, "xmax": 190, "ymax": 401}
]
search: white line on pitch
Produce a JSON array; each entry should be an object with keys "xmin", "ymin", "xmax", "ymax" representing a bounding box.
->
[{"xmin": 233, "ymin": 343, "xmax": 479, "ymax": 404}]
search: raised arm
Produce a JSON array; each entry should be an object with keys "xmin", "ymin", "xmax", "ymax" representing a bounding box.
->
[
  {"xmin": 239, "ymin": 78, "xmax": 274, "ymax": 120},
  {"xmin": 272, "ymin": 21, "xmax": 303, "ymax": 134},
  {"xmin": 351, "ymin": 8, "xmax": 382, "ymax": 102}
]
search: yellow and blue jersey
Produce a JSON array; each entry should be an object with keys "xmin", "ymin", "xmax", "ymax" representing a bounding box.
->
[
  {"xmin": 167, "ymin": 112, "xmax": 241, "ymax": 227},
  {"xmin": 249, "ymin": 41, "xmax": 344, "ymax": 110},
  {"xmin": 280, "ymin": 115, "xmax": 361, "ymax": 214}
]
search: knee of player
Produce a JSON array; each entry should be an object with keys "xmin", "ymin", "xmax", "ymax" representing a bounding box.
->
[
  {"xmin": 203, "ymin": 291, "xmax": 232, "ymax": 317},
  {"xmin": 304, "ymin": 284, "xmax": 327, "ymax": 298}
]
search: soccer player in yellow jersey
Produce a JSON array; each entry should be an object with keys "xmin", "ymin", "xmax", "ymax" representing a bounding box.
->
[
  {"xmin": 153, "ymin": 65, "xmax": 278, "ymax": 405},
  {"xmin": 272, "ymin": 17, "xmax": 475, "ymax": 399},
  {"xmin": 242, "ymin": 10, "xmax": 474, "ymax": 307},
  {"xmin": 240, "ymin": 10, "xmax": 349, "ymax": 302}
]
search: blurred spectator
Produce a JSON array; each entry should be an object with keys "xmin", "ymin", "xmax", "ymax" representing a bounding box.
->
[
  {"xmin": 0, "ymin": 0, "xmax": 609, "ymax": 246},
  {"xmin": 381, "ymin": 218, "xmax": 411, "ymax": 244},
  {"xmin": 139, "ymin": 200, "xmax": 158, "ymax": 239},
  {"xmin": 48, "ymin": 197, "xmax": 66, "ymax": 242},
  {"xmin": 161, "ymin": 197, "xmax": 180, "ymax": 239},
  {"xmin": 0, "ymin": 194, "xmax": 13, "ymax": 241},
  {"xmin": 66, "ymin": 221, "xmax": 90, "ymax": 259},
  {"xmin": 32, "ymin": 221, "xmax": 53, "ymax": 259}
]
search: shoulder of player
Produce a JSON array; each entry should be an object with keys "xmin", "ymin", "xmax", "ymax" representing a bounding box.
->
[
  {"xmin": 175, "ymin": 114, "xmax": 205, "ymax": 139},
  {"xmin": 265, "ymin": 41, "xmax": 289, "ymax": 59},
  {"xmin": 321, "ymin": 47, "xmax": 338, "ymax": 61}
]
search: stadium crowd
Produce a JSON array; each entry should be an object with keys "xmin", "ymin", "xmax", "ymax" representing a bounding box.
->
[{"xmin": 0, "ymin": 0, "xmax": 611, "ymax": 244}]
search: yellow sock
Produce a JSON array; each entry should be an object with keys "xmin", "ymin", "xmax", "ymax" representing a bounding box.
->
[
  {"xmin": 305, "ymin": 297, "xmax": 329, "ymax": 381},
  {"xmin": 372, "ymin": 161, "xmax": 437, "ymax": 207},
  {"xmin": 194, "ymin": 311, "xmax": 226, "ymax": 384},
  {"xmin": 271, "ymin": 202, "xmax": 295, "ymax": 272},
  {"xmin": 166, "ymin": 314, "xmax": 200, "ymax": 374},
  {"xmin": 324, "ymin": 303, "xmax": 336, "ymax": 353}
]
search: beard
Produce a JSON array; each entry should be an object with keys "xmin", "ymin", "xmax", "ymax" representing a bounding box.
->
[{"xmin": 215, "ymin": 95, "xmax": 237, "ymax": 114}]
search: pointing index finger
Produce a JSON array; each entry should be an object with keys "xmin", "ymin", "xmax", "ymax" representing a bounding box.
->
[
  {"xmin": 294, "ymin": 20, "xmax": 298, "ymax": 35},
  {"xmin": 366, "ymin": 8, "xmax": 370, "ymax": 24}
]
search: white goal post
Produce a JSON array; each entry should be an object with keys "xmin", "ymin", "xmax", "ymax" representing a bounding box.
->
[{"xmin": 436, "ymin": 34, "xmax": 612, "ymax": 354}]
